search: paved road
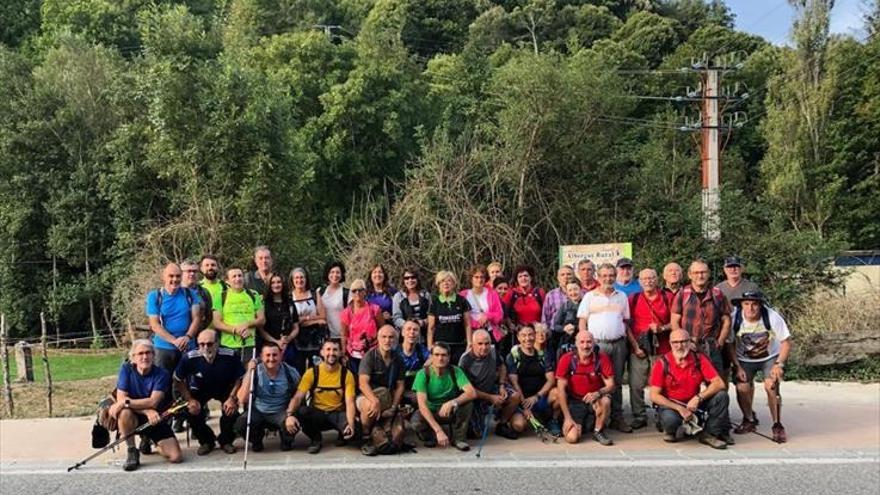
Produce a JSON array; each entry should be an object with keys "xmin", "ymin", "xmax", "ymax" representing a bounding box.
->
[{"xmin": 3, "ymin": 457, "xmax": 878, "ymax": 494}]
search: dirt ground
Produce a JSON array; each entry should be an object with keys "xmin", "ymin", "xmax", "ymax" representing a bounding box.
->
[{"xmin": 0, "ymin": 376, "xmax": 116, "ymax": 419}]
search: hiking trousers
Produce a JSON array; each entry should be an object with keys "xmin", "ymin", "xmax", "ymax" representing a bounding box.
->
[
  {"xmin": 412, "ymin": 401, "xmax": 474, "ymax": 443},
  {"xmin": 595, "ymin": 337, "xmax": 627, "ymax": 422},
  {"xmin": 188, "ymin": 398, "xmax": 238, "ymax": 447},
  {"xmin": 658, "ymin": 390, "xmax": 730, "ymax": 437},
  {"xmin": 298, "ymin": 406, "xmax": 351, "ymax": 442},
  {"xmin": 628, "ymin": 352, "xmax": 651, "ymax": 422},
  {"xmin": 234, "ymin": 409, "xmax": 295, "ymax": 445}
]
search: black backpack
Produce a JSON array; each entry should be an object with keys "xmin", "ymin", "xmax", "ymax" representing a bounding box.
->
[
  {"xmin": 153, "ymin": 288, "xmax": 195, "ymax": 329},
  {"xmin": 307, "ymin": 364, "xmax": 348, "ymax": 408},
  {"xmin": 732, "ymin": 306, "xmax": 772, "ymax": 334}
]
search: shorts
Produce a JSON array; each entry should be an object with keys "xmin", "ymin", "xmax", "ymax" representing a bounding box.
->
[
  {"xmin": 567, "ymin": 400, "xmax": 596, "ymax": 430},
  {"xmin": 135, "ymin": 413, "xmax": 175, "ymax": 443},
  {"xmin": 734, "ymin": 357, "xmax": 776, "ymax": 384},
  {"xmin": 356, "ymin": 387, "xmax": 392, "ymax": 412}
]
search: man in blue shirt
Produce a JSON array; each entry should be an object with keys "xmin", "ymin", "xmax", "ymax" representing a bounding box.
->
[
  {"xmin": 109, "ymin": 339, "xmax": 182, "ymax": 471},
  {"xmin": 174, "ymin": 329, "xmax": 244, "ymax": 455},
  {"xmin": 145, "ymin": 263, "xmax": 202, "ymax": 371},
  {"xmin": 613, "ymin": 258, "xmax": 642, "ymax": 297}
]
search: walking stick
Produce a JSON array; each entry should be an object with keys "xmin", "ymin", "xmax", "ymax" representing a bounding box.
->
[
  {"xmin": 68, "ymin": 400, "xmax": 186, "ymax": 472},
  {"xmin": 474, "ymin": 405, "xmax": 495, "ymax": 458},
  {"xmin": 242, "ymin": 347, "xmax": 258, "ymax": 470}
]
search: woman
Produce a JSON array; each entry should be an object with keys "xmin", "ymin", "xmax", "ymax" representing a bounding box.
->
[
  {"xmin": 318, "ymin": 261, "xmax": 349, "ymax": 341},
  {"xmin": 503, "ymin": 266, "xmax": 545, "ymax": 326},
  {"xmin": 459, "ymin": 265, "xmax": 504, "ymax": 346},
  {"xmin": 259, "ymin": 273, "xmax": 299, "ymax": 367},
  {"xmin": 290, "ymin": 267, "xmax": 328, "ymax": 373},
  {"xmin": 340, "ymin": 278, "xmax": 384, "ymax": 375},
  {"xmin": 487, "ymin": 261, "xmax": 504, "ymax": 286},
  {"xmin": 427, "ymin": 271, "xmax": 472, "ymax": 364},
  {"xmin": 365, "ymin": 263, "xmax": 397, "ymax": 323},
  {"xmin": 392, "ymin": 268, "xmax": 430, "ymax": 337}
]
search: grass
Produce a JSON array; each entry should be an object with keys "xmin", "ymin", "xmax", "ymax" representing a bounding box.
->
[
  {"xmin": 0, "ymin": 376, "xmax": 117, "ymax": 419},
  {"xmin": 4, "ymin": 348, "xmax": 125, "ymax": 383}
]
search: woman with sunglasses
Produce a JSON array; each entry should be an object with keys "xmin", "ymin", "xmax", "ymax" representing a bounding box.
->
[
  {"xmin": 340, "ymin": 278, "xmax": 384, "ymax": 374},
  {"xmin": 392, "ymin": 268, "xmax": 430, "ymax": 338}
]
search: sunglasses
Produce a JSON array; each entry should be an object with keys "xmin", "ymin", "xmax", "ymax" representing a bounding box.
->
[
  {"xmin": 403, "ymin": 275, "xmax": 417, "ymax": 280},
  {"xmin": 670, "ymin": 340, "xmax": 690, "ymax": 345},
  {"xmin": 352, "ymin": 288, "xmax": 366, "ymax": 293},
  {"xmin": 198, "ymin": 342, "xmax": 215, "ymax": 347}
]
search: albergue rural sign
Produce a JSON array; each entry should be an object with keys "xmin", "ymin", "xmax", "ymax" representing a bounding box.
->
[{"xmin": 558, "ymin": 243, "xmax": 633, "ymax": 269}]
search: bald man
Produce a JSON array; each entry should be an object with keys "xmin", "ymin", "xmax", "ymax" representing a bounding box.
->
[{"xmin": 146, "ymin": 263, "xmax": 202, "ymax": 376}]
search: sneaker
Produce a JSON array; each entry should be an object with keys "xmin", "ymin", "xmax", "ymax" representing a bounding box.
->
[
  {"xmin": 547, "ymin": 419, "xmax": 562, "ymax": 437},
  {"xmin": 123, "ymin": 447, "xmax": 140, "ymax": 472},
  {"xmin": 251, "ymin": 438, "xmax": 264, "ymax": 452},
  {"xmin": 734, "ymin": 418, "xmax": 756, "ymax": 434},
  {"xmin": 221, "ymin": 443, "xmax": 236, "ymax": 454},
  {"xmin": 772, "ymin": 423, "xmax": 787, "ymax": 443},
  {"xmin": 611, "ymin": 418, "xmax": 633, "ymax": 433},
  {"xmin": 698, "ymin": 432, "xmax": 727, "ymax": 450},
  {"xmin": 592, "ymin": 429, "xmax": 614, "ymax": 446},
  {"xmin": 495, "ymin": 423, "xmax": 519, "ymax": 440},
  {"xmin": 361, "ymin": 444, "xmax": 379, "ymax": 456},
  {"xmin": 197, "ymin": 442, "xmax": 215, "ymax": 456},
  {"xmin": 630, "ymin": 417, "xmax": 648, "ymax": 430},
  {"xmin": 453, "ymin": 440, "xmax": 471, "ymax": 451},
  {"xmin": 138, "ymin": 437, "xmax": 152, "ymax": 455},
  {"xmin": 307, "ymin": 439, "xmax": 322, "ymax": 454},
  {"xmin": 662, "ymin": 432, "xmax": 678, "ymax": 443}
]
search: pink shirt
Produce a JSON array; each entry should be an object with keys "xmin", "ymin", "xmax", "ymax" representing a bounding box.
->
[{"xmin": 340, "ymin": 303, "xmax": 381, "ymax": 359}]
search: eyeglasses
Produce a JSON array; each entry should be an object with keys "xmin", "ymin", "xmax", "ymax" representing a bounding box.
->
[
  {"xmin": 134, "ymin": 351, "xmax": 154, "ymax": 357},
  {"xmin": 198, "ymin": 342, "xmax": 215, "ymax": 347},
  {"xmin": 432, "ymin": 353, "xmax": 449, "ymax": 357},
  {"xmin": 183, "ymin": 269, "xmax": 198, "ymax": 273},
  {"xmin": 670, "ymin": 340, "xmax": 689, "ymax": 345}
]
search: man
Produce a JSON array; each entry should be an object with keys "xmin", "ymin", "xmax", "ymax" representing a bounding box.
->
[
  {"xmin": 729, "ymin": 291, "xmax": 791, "ymax": 443},
  {"xmin": 399, "ymin": 319, "xmax": 430, "ymax": 406},
  {"xmin": 577, "ymin": 259, "xmax": 599, "ymax": 292},
  {"xmin": 181, "ymin": 260, "xmax": 212, "ymax": 334},
  {"xmin": 213, "ymin": 267, "xmax": 265, "ymax": 365},
  {"xmin": 662, "ymin": 262, "xmax": 683, "ymax": 297},
  {"xmin": 555, "ymin": 331, "xmax": 614, "ymax": 446},
  {"xmin": 357, "ymin": 325, "xmax": 405, "ymax": 455},
  {"xmin": 199, "ymin": 255, "xmax": 226, "ymax": 310},
  {"xmin": 507, "ymin": 325, "xmax": 560, "ymax": 436},
  {"xmin": 577, "ymin": 263, "xmax": 633, "ymax": 432},
  {"xmin": 649, "ymin": 329, "xmax": 731, "ymax": 449},
  {"xmin": 541, "ymin": 265, "xmax": 576, "ymax": 328},
  {"xmin": 109, "ymin": 339, "xmax": 182, "ymax": 471},
  {"xmin": 459, "ymin": 330, "xmax": 522, "ymax": 440},
  {"xmin": 670, "ymin": 260, "xmax": 732, "ymax": 379},
  {"xmin": 411, "ymin": 342, "xmax": 477, "ymax": 451},
  {"xmin": 244, "ymin": 245, "xmax": 273, "ymax": 294},
  {"xmin": 627, "ymin": 268, "xmax": 673, "ymax": 430},
  {"xmin": 146, "ymin": 263, "xmax": 201, "ymax": 375},
  {"xmin": 288, "ymin": 340, "xmax": 357, "ymax": 454},
  {"xmin": 612, "ymin": 258, "xmax": 641, "ymax": 296},
  {"xmin": 234, "ymin": 343, "xmax": 301, "ymax": 452},
  {"xmin": 716, "ymin": 256, "xmax": 760, "ymax": 304},
  {"xmin": 173, "ymin": 329, "xmax": 244, "ymax": 455}
]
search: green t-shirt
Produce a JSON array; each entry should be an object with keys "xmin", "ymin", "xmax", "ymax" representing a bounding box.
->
[
  {"xmin": 412, "ymin": 366, "xmax": 470, "ymax": 412},
  {"xmin": 200, "ymin": 279, "xmax": 225, "ymax": 328},
  {"xmin": 213, "ymin": 288, "xmax": 263, "ymax": 349}
]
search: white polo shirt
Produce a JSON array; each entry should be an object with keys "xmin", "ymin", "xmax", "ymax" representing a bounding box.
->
[{"xmin": 577, "ymin": 289, "xmax": 630, "ymax": 341}]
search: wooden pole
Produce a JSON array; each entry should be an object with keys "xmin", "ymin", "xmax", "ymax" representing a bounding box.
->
[
  {"xmin": 52, "ymin": 254, "xmax": 60, "ymax": 347},
  {"xmin": 40, "ymin": 312, "xmax": 54, "ymax": 417},
  {"xmin": 1, "ymin": 313, "xmax": 14, "ymax": 417},
  {"xmin": 102, "ymin": 306, "xmax": 121, "ymax": 348}
]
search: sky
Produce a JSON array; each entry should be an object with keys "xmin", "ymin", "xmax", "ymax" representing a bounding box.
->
[{"xmin": 728, "ymin": 0, "xmax": 870, "ymax": 45}]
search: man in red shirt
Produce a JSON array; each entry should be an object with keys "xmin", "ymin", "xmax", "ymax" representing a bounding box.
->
[
  {"xmin": 627, "ymin": 268, "xmax": 672, "ymax": 430},
  {"xmin": 555, "ymin": 331, "xmax": 614, "ymax": 446},
  {"xmin": 649, "ymin": 329, "xmax": 731, "ymax": 449}
]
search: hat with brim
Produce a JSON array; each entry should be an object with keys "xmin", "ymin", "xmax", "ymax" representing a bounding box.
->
[{"xmin": 731, "ymin": 290, "xmax": 766, "ymax": 306}]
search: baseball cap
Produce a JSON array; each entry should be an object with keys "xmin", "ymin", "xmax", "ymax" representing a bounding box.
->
[
  {"xmin": 724, "ymin": 256, "xmax": 742, "ymax": 267},
  {"xmin": 616, "ymin": 257, "xmax": 633, "ymax": 268}
]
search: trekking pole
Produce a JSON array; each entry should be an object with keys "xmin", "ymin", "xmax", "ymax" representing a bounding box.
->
[
  {"xmin": 242, "ymin": 347, "xmax": 258, "ymax": 471},
  {"xmin": 474, "ymin": 405, "xmax": 494, "ymax": 458},
  {"xmin": 67, "ymin": 400, "xmax": 186, "ymax": 472}
]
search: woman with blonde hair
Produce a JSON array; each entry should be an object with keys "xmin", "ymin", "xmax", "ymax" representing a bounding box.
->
[{"xmin": 427, "ymin": 270, "xmax": 472, "ymax": 363}]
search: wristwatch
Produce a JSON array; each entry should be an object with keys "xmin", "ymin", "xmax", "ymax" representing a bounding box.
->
[
  {"xmin": 124, "ymin": 398, "xmax": 131, "ymax": 409},
  {"xmin": 451, "ymin": 400, "xmax": 459, "ymax": 410},
  {"xmin": 775, "ymin": 361, "xmax": 785, "ymax": 369}
]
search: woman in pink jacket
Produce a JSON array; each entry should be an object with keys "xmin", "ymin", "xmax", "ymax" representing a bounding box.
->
[{"xmin": 459, "ymin": 265, "xmax": 505, "ymax": 346}]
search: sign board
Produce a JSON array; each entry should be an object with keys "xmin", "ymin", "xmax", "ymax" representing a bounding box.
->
[{"xmin": 558, "ymin": 243, "xmax": 633, "ymax": 269}]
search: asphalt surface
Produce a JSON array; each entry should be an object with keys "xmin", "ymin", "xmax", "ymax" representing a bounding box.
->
[{"xmin": 2, "ymin": 459, "xmax": 878, "ymax": 495}]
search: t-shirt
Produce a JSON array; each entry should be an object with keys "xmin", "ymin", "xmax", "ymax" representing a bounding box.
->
[
  {"xmin": 320, "ymin": 286, "xmax": 345, "ymax": 339},
  {"xmin": 173, "ymin": 348, "xmax": 244, "ymax": 401},
  {"xmin": 649, "ymin": 352, "xmax": 718, "ymax": 402},
  {"xmin": 412, "ymin": 366, "xmax": 471, "ymax": 412},
  {"xmin": 297, "ymin": 364, "xmax": 356, "ymax": 412},
  {"xmin": 629, "ymin": 291, "xmax": 673, "ymax": 355},
  {"xmin": 715, "ymin": 279, "xmax": 760, "ymax": 304},
  {"xmin": 213, "ymin": 288, "xmax": 263, "ymax": 349},
  {"xmin": 117, "ymin": 364, "xmax": 170, "ymax": 406},
  {"xmin": 613, "ymin": 279, "xmax": 642, "ymax": 297},
  {"xmin": 504, "ymin": 287, "xmax": 544, "ymax": 325},
  {"xmin": 506, "ymin": 347, "xmax": 551, "ymax": 397},
  {"xmin": 398, "ymin": 344, "xmax": 430, "ymax": 389},
  {"xmin": 340, "ymin": 303, "xmax": 381, "ymax": 359},
  {"xmin": 244, "ymin": 270, "xmax": 269, "ymax": 295},
  {"xmin": 429, "ymin": 294, "xmax": 471, "ymax": 344},
  {"xmin": 359, "ymin": 347, "xmax": 405, "ymax": 390},
  {"xmin": 728, "ymin": 307, "xmax": 791, "ymax": 362},
  {"xmin": 555, "ymin": 351, "xmax": 613, "ymax": 398},
  {"xmin": 458, "ymin": 349, "xmax": 501, "ymax": 394},
  {"xmin": 366, "ymin": 288, "xmax": 397, "ymax": 316},
  {"xmin": 145, "ymin": 288, "xmax": 201, "ymax": 351},
  {"xmin": 262, "ymin": 298, "xmax": 299, "ymax": 342},
  {"xmin": 577, "ymin": 290, "xmax": 630, "ymax": 340},
  {"xmin": 254, "ymin": 363, "xmax": 300, "ymax": 414}
]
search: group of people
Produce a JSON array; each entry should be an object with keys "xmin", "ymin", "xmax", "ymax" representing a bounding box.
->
[{"xmin": 108, "ymin": 246, "xmax": 792, "ymax": 471}]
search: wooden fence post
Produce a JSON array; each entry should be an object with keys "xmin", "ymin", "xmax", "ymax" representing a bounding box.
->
[
  {"xmin": 1, "ymin": 313, "xmax": 14, "ymax": 417},
  {"xmin": 40, "ymin": 312, "xmax": 54, "ymax": 417}
]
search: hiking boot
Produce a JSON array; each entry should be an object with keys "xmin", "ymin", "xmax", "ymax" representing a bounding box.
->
[
  {"xmin": 172, "ymin": 417, "xmax": 186, "ymax": 433},
  {"xmin": 361, "ymin": 444, "xmax": 379, "ymax": 456},
  {"xmin": 423, "ymin": 437, "xmax": 437, "ymax": 448},
  {"xmin": 698, "ymin": 432, "xmax": 727, "ymax": 450},
  {"xmin": 547, "ymin": 419, "xmax": 562, "ymax": 437},
  {"xmin": 592, "ymin": 429, "xmax": 614, "ymax": 446},
  {"xmin": 280, "ymin": 439, "xmax": 294, "ymax": 452},
  {"xmin": 221, "ymin": 443, "xmax": 236, "ymax": 454},
  {"xmin": 466, "ymin": 428, "xmax": 480, "ymax": 440},
  {"xmin": 138, "ymin": 437, "xmax": 152, "ymax": 455},
  {"xmin": 197, "ymin": 442, "xmax": 215, "ymax": 456},
  {"xmin": 453, "ymin": 440, "xmax": 470, "ymax": 451},
  {"xmin": 495, "ymin": 423, "xmax": 519, "ymax": 440},
  {"xmin": 720, "ymin": 432, "xmax": 736, "ymax": 445},
  {"xmin": 611, "ymin": 418, "xmax": 633, "ymax": 433},
  {"xmin": 307, "ymin": 439, "xmax": 322, "ymax": 454},
  {"xmin": 251, "ymin": 438, "xmax": 264, "ymax": 452},
  {"xmin": 334, "ymin": 432, "xmax": 348, "ymax": 447},
  {"xmin": 123, "ymin": 447, "xmax": 140, "ymax": 472},
  {"xmin": 772, "ymin": 423, "xmax": 787, "ymax": 443},
  {"xmin": 630, "ymin": 417, "xmax": 648, "ymax": 430},
  {"xmin": 734, "ymin": 418, "xmax": 757, "ymax": 434},
  {"xmin": 662, "ymin": 432, "xmax": 678, "ymax": 443}
]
